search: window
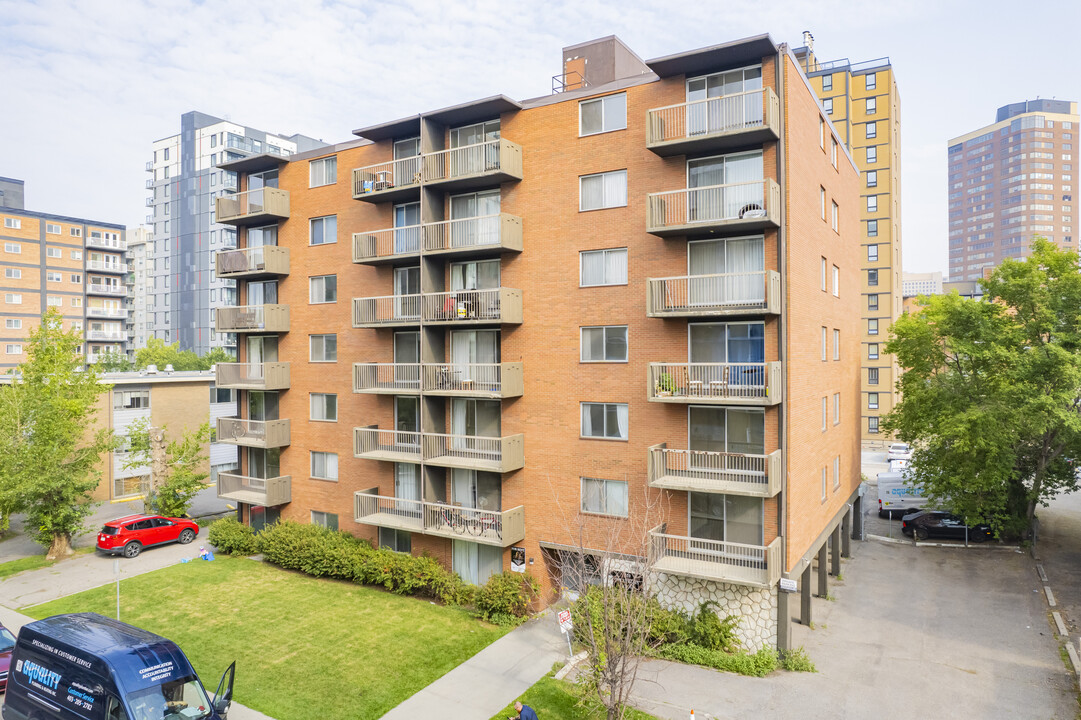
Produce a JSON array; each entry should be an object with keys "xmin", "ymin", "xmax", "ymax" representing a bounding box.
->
[
  {"xmin": 867, "ymin": 195, "xmax": 878, "ymax": 213},
  {"xmin": 867, "ymin": 170, "xmax": 878, "ymax": 188},
  {"xmin": 866, "ymin": 146, "xmax": 878, "ymax": 164},
  {"xmin": 868, "ymin": 269, "xmax": 879, "ymax": 286},
  {"xmin": 4, "ymin": 218, "xmax": 20, "ymax": 229},
  {"xmin": 823, "ymin": 98, "xmax": 833, "ymax": 114},
  {"xmin": 310, "ymin": 334, "xmax": 337, "ymax": 362},
  {"xmin": 868, "ymin": 294, "xmax": 879, "ymax": 311},
  {"xmin": 833, "ymin": 329, "xmax": 840, "ymax": 361},
  {"xmin": 866, "ymin": 122, "xmax": 877, "ymax": 139},
  {"xmin": 868, "ymin": 367, "xmax": 879, "ymax": 385},
  {"xmin": 821, "ymin": 257, "xmax": 827, "ymax": 291},
  {"xmin": 4, "ymin": 242, "xmax": 20, "ymax": 254},
  {"xmin": 868, "ymin": 219, "xmax": 879, "ymax": 237},
  {"xmin": 309, "ymin": 215, "xmax": 337, "ymax": 245},
  {"xmin": 5, "ymin": 319, "xmax": 21, "ymax": 329},
  {"xmin": 832, "ymin": 201, "xmax": 839, "ymax": 231},
  {"xmin": 581, "ymin": 402, "xmax": 628, "ymax": 440},
  {"xmin": 5, "ymin": 268, "xmax": 21, "ymax": 279},
  {"xmin": 311, "ymin": 511, "xmax": 338, "ymax": 530},
  {"xmin": 71, "ymin": 274, "xmax": 82, "ymax": 283},
  {"xmin": 45, "ymin": 296, "xmax": 61, "ymax": 306},
  {"xmin": 309, "ymin": 275, "xmax": 337, "ymax": 303},
  {"xmin": 822, "ymin": 397, "xmax": 828, "ymax": 431},
  {"xmin": 5, "ymin": 293, "xmax": 21, "ymax": 304},
  {"xmin": 867, "ymin": 244, "xmax": 879, "ymax": 262},
  {"xmin": 310, "ymin": 393, "xmax": 338, "ymax": 422},
  {"xmin": 820, "ymin": 186, "xmax": 826, "ymax": 219},
  {"xmin": 580, "ymin": 170, "xmax": 627, "ymax": 211},
  {"xmin": 821, "ymin": 326, "xmax": 828, "ymax": 361},
  {"xmin": 869, "ymin": 417, "xmax": 880, "ymax": 434},
  {"xmin": 866, "ymin": 97, "xmax": 877, "ymax": 115},
  {"xmin": 71, "ymin": 249, "xmax": 82, "ymax": 259},
  {"xmin": 834, "ymin": 456, "xmax": 841, "ymax": 489},
  {"xmin": 581, "ymin": 325, "xmax": 628, "ymax": 362},
  {"xmin": 579, "ymin": 93, "xmax": 627, "ymax": 136},
  {"xmin": 833, "ymin": 393, "xmax": 840, "ymax": 425},
  {"xmin": 114, "ymin": 390, "xmax": 150, "ymax": 410},
  {"xmin": 71, "ymin": 297, "xmax": 82, "ymax": 307},
  {"xmin": 310, "ymin": 451, "xmax": 338, "ymax": 481},
  {"xmin": 46, "ymin": 272, "xmax": 61, "ymax": 282},
  {"xmin": 581, "ymin": 477, "xmax": 629, "ymax": 517},
  {"xmin": 868, "ymin": 392, "xmax": 879, "ymax": 409},
  {"xmin": 6, "ymin": 344, "xmax": 21, "ymax": 355},
  {"xmin": 309, "ymin": 156, "xmax": 338, "ymax": 187},
  {"xmin": 869, "ymin": 318, "xmax": 879, "ymax": 335},
  {"xmin": 822, "ymin": 73, "xmax": 833, "ymax": 91},
  {"xmin": 46, "ymin": 223, "xmax": 61, "ymax": 234},
  {"xmin": 832, "ymin": 265, "xmax": 839, "ymax": 296},
  {"xmin": 865, "ymin": 72, "xmax": 877, "ymax": 90},
  {"xmin": 868, "ymin": 343, "xmax": 879, "ymax": 359},
  {"xmin": 831, "ymin": 137, "xmax": 838, "ymax": 167},
  {"xmin": 580, "ymin": 248, "xmax": 627, "ymax": 286},
  {"xmin": 821, "ymin": 467, "xmax": 828, "ymax": 501},
  {"xmin": 379, "ymin": 528, "xmax": 411, "ymax": 553},
  {"xmin": 819, "ymin": 117, "xmax": 825, "ymax": 148}
]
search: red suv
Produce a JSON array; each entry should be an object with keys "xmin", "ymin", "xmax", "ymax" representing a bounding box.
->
[{"xmin": 97, "ymin": 514, "xmax": 199, "ymax": 558}]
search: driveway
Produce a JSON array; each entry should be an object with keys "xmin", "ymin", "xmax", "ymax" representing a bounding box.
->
[{"xmin": 628, "ymin": 538, "xmax": 1076, "ymax": 719}]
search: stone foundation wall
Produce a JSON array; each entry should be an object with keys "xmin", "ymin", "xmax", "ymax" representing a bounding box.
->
[{"xmin": 651, "ymin": 572, "xmax": 777, "ymax": 651}]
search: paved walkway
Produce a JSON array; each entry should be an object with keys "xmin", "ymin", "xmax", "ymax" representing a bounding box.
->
[{"xmin": 380, "ymin": 611, "xmax": 568, "ymax": 720}]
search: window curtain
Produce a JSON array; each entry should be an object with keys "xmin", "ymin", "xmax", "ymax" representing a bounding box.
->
[
  {"xmin": 603, "ymin": 171, "xmax": 626, "ymax": 207},
  {"xmin": 608, "ymin": 481, "xmax": 629, "ymax": 517},
  {"xmin": 581, "ymin": 176, "xmax": 603, "ymax": 210},
  {"xmin": 453, "ymin": 540, "xmax": 478, "ymax": 585},
  {"xmin": 394, "ymin": 203, "xmax": 420, "ymax": 254},
  {"xmin": 581, "ymin": 404, "xmax": 594, "ymax": 436},
  {"xmin": 452, "ymin": 331, "xmax": 474, "ymax": 382},
  {"xmin": 615, "ymin": 404, "xmax": 629, "ymax": 439},
  {"xmin": 723, "ymin": 153, "xmax": 764, "ymax": 218},
  {"xmin": 452, "ymin": 469, "xmax": 477, "ymax": 509},
  {"xmin": 689, "ymin": 240, "xmax": 726, "ymax": 306},
  {"xmin": 581, "ymin": 252, "xmax": 605, "ymax": 286},
  {"xmin": 605, "ymin": 249, "xmax": 627, "ymax": 285},
  {"xmin": 725, "ymin": 237, "xmax": 765, "ymax": 304}
]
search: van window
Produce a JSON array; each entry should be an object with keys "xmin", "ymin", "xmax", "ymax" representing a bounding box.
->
[
  {"xmin": 127, "ymin": 676, "xmax": 212, "ymax": 720},
  {"xmin": 108, "ymin": 696, "xmax": 131, "ymax": 720}
]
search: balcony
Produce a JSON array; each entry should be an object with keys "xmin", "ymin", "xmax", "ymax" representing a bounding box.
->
[
  {"xmin": 352, "ymin": 363, "xmax": 421, "ymax": 394},
  {"xmin": 215, "ymin": 188, "xmax": 290, "ymax": 226},
  {"xmin": 648, "ymin": 445, "xmax": 781, "ymax": 497},
  {"xmin": 648, "ymin": 362, "xmax": 782, "ymax": 405},
  {"xmin": 422, "ymin": 432, "xmax": 525, "ymax": 473},
  {"xmin": 422, "ymin": 362, "xmax": 523, "ymax": 398},
  {"xmin": 86, "ymin": 330, "xmax": 126, "ymax": 342},
  {"xmin": 215, "ymin": 246, "xmax": 290, "ymax": 279},
  {"xmin": 352, "ymin": 225, "xmax": 421, "ymax": 265},
  {"xmin": 215, "ymin": 362, "xmax": 290, "ymax": 391},
  {"xmin": 86, "ymin": 235, "xmax": 126, "ymax": 251},
  {"xmin": 646, "ymin": 88, "xmax": 780, "ymax": 157},
  {"xmin": 86, "ymin": 260, "xmax": 127, "ymax": 274},
  {"xmin": 646, "ymin": 179, "xmax": 780, "ymax": 237},
  {"xmin": 352, "ymin": 295, "xmax": 421, "ymax": 328},
  {"xmin": 215, "ymin": 304, "xmax": 290, "ymax": 333},
  {"xmin": 422, "ymin": 288, "xmax": 523, "ymax": 325},
  {"xmin": 646, "ymin": 271, "xmax": 781, "ymax": 317},
  {"xmin": 353, "ymin": 426, "xmax": 422, "ymax": 463},
  {"xmin": 649, "ymin": 531, "xmax": 781, "ymax": 588},
  {"xmin": 353, "ymin": 492, "xmax": 525, "ymax": 548},
  {"xmin": 85, "ymin": 307, "xmax": 127, "ymax": 319},
  {"xmin": 352, "ymin": 157, "xmax": 423, "ymax": 203},
  {"xmin": 217, "ymin": 472, "xmax": 291, "ymax": 507},
  {"xmin": 86, "ymin": 283, "xmax": 127, "ymax": 297},
  {"xmin": 422, "ymin": 139, "xmax": 524, "ymax": 191},
  {"xmin": 215, "ymin": 417, "xmax": 291, "ymax": 449},
  {"xmin": 423, "ymin": 214, "xmax": 523, "ymax": 258},
  {"xmin": 145, "ymin": 161, "xmax": 153, "ymax": 172}
]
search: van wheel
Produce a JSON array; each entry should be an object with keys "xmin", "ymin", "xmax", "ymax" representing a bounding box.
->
[
  {"xmin": 123, "ymin": 541, "xmax": 142, "ymax": 558},
  {"xmin": 178, "ymin": 529, "xmax": 196, "ymax": 544}
]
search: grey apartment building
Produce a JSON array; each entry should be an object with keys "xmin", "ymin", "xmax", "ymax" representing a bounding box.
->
[
  {"xmin": 948, "ymin": 99, "xmax": 1078, "ymax": 280},
  {"xmin": 146, "ymin": 112, "xmax": 324, "ymax": 354}
]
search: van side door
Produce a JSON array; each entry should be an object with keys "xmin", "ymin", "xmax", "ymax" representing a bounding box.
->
[{"xmin": 212, "ymin": 662, "xmax": 236, "ymax": 716}]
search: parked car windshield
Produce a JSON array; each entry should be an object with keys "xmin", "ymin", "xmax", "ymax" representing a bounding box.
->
[
  {"xmin": 127, "ymin": 677, "xmax": 212, "ymax": 720},
  {"xmin": 0, "ymin": 627, "xmax": 15, "ymax": 652}
]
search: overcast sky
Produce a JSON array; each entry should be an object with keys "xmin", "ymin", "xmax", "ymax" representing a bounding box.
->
[{"xmin": 1, "ymin": 0, "xmax": 1079, "ymax": 275}]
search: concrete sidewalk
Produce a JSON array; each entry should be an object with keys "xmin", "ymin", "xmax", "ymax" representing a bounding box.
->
[{"xmin": 380, "ymin": 611, "xmax": 568, "ymax": 720}]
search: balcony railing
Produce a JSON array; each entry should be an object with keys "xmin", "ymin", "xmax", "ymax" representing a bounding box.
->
[
  {"xmin": 423, "ymin": 214, "xmax": 523, "ymax": 256},
  {"xmin": 421, "ymin": 362, "xmax": 523, "ymax": 398},
  {"xmin": 86, "ymin": 283, "xmax": 127, "ymax": 296},
  {"xmin": 85, "ymin": 307, "xmax": 127, "ymax": 319},
  {"xmin": 646, "ymin": 88, "xmax": 780, "ymax": 156},
  {"xmin": 422, "ymin": 432, "xmax": 525, "ymax": 473},
  {"xmin": 422, "ymin": 139, "xmax": 524, "ymax": 187},
  {"xmin": 352, "ymin": 157, "xmax": 423, "ymax": 201},
  {"xmin": 215, "ymin": 362, "xmax": 290, "ymax": 391},
  {"xmin": 86, "ymin": 260, "xmax": 127, "ymax": 274},
  {"xmin": 649, "ymin": 532, "xmax": 781, "ymax": 588},
  {"xmin": 353, "ymin": 491, "xmax": 525, "ymax": 547},
  {"xmin": 217, "ymin": 472, "xmax": 291, "ymax": 507},
  {"xmin": 648, "ymin": 444, "xmax": 782, "ymax": 497},
  {"xmin": 352, "ymin": 295, "xmax": 421, "ymax": 327},
  {"xmin": 86, "ymin": 330, "xmax": 126, "ymax": 342},
  {"xmin": 215, "ymin": 417, "xmax": 290, "ymax": 448},
  {"xmin": 353, "ymin": 426, "xmax": 422, "ymax": 463},
  {"xmin": 215, "ymin": 304, "xmax": 290, "ymax": 333},
  {"xmin": 422, "ymin": 288, "xmax": 523, "ymax": 325},
  {"xmin": 215, "ymin": 246, "xmax": 290, "ymax": 279},
  {"xmin": 646, "ymin": 271, "xmax": 781, "ymax": 317},
  {"xmin": 215, "ymin": 188, "xmax": 290, "ymax": 226},
  {"xmin": 86, "ymin": 235, "xmax": 126, "ymax": 251},
  {"xmin": 352, "ymin": 225, "xmax": 422, "ymax": 264},
  {"xmin": 353, "ymin": 363, "xmax": 421, "ymax": 394},
  {"xmin": 646, "ymin": 179, "xmax": 780, "ymax": 237},
  {"xmin": 648, "ymin": 362, "xmax": 782, "ymax": 405}
]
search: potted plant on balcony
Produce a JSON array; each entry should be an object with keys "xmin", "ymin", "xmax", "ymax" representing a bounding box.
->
[{"xmin": 656, "ymin": 372, "xmax": 676, "ymax": 397}]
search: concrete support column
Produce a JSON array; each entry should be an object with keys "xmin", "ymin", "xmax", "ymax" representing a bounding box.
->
[
  {"xmin": 817, "ymin": 542, "xmax": 828, "ymax": 597},
  {"xmin": 777, "ymin": 587, "xmax": 791, "ymax": 651},
  {"xmin": 842, "ymin": 507, "xmax": 852, "ymax": 558},
  {"xmin": 852, "ymin": 496, "xmax": 864, "ymax": 539},
  {"xmin": 831, "ymin": 525, "xmax": 841, "ymax": 576},
  {"xmin": 800, "ymin": 565, "xmax": 812, "ymax": 625}
]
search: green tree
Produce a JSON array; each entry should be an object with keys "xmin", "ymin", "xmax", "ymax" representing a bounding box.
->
[
  {"xmin": 885, "ymin": 239, "xmax": 1081, "ymax": 536},
  {"xmin": 199, "ymin": 347, "xmax": 236, "ymax": 369},
  {"xmin": 123, "ymin": 417, "xmax": 212, "ymax": 518},
  {"xmin": 0, "ymin": 309, "xmax": 115, "ymax": 557},
  {"xmin": 134, "ymin": 338, "xmax": 233, "ymax": 372},
  {"xmin": 93, "ymin": 349, "xmax": 134, "ymax": 373}
]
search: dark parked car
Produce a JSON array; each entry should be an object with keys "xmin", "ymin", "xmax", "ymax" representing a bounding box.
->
[
  {"xmin": 0, "ymin": 622, "xmax": 15, "ymax": 692},
  {"xmin": 97, "ymin": 513, "xmax": 199, "ymax": 558},
  {"xmin": 901, "ymin": 510, "xmax": 993, "ymax": 542}
]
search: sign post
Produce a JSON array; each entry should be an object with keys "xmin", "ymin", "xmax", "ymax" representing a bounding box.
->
[{"xmin": 558, "ymin": 609, "xmax": 574, "ymax": 656}]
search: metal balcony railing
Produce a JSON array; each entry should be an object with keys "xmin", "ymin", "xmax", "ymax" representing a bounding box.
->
[
  {"xmin": 215, "ymin": 305, "xmax": 290, "ymax": 333},
  {"xmin": 215, "ymin": 417, "xmax": 291, "ymax": 448},
  {"xmin": 421, "ymin": 288, "xmax": 523, "ymax": 325},
  {"xmin": 421, "ymin": 139, "xmax": 523, "ymax": 185},
  {"xmin": 215, "ymin": 188, "xmax": 290, "ymax": 225},
  {"xmin": 352, "ymin": 295, "xmax": 421, "ymax": 327},
  {"xmin": 646, "ymin": 270, "xmax": 780, "ymax": 317},
  {"xmin": 352, "ymin": 363, "xmax": 421, "ymax": 394},
  {"xmin": 217, "ymin": 472, "xmax": 291, "ymax": 507},
  {"xmin": 85, "ymin": 307, "xmax": 127, "ymax": 319},
  {"xmin": 649, "ymin": 532, "xmax": 781, "ymax": 588},
  {"xmin": 215, "ymin": 246, "xmax": 290, "ymax": 278},
  {"xmin": 646, "ymin": 88, "xmax": 780, "ymax": 155},
  {"xmin": 421, "ymin": 362, "xmax": 523, "ymax": 398},
  {"xmin": 86, "ymin": 283, "xmax": 127, "ymax": 296},
  {"xmin": 422, "ymin": 214, "xmax": 523, "ymax": 255},
  {"xmin": 421, "ymin": 432, "xmax": 525, "ymax": 473},
  {"xmin": 353, "ymin": 426, "xmax": 422, "ymax": 462},
  {"xmin": 353, "ymin": 491, "xmax": 525, "ymax": 547},
  {"xmin": 648, "ymin": 361, "xmax": 782, "ymax": 405},
  {"xmin": 352, "ymin": 225, "xmax": 422, "ymax": 263},
  {"xmin": 646, "ymin": 179, "xmax": 780, "ymax": 236},
  {"xmin": 648, "ymin": 445, "xmax": 782, "ymax": 496},
  {"xmin": 352, "ymin": 157, "xmax": 422, "ymax": 198},
  {"xmin": 214, "ymin": 362, "xmax": 290, "ymax": 391}
]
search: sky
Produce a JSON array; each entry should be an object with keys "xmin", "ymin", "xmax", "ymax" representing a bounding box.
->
[{"xmin": 1, "ymin": 0, "xmax": 1079, "ymax": 276}]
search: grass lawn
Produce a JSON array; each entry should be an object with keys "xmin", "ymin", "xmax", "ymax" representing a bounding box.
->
[
  {"xmin": 26, "ymin": 556, "xmax": 508, "ymax": 720},
  {"xmin": 489, "ymin": 672, "xmax": 659, "ymax": 720},
  {"xmin": 0, "ymin": 547, "xmax": 94, "ymax": 579}
]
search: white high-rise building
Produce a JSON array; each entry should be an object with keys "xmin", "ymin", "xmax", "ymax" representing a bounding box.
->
[
  {"xmin": 125, "ymin": 226, "xmax": 153, "ymax": 354},
  {"xmin": 902, "ymin": 271, "xmax": 944, "ymax": 298},
  {"xmin": 146, "ymin": 112, "xmax": 324, "ymax": 354}
]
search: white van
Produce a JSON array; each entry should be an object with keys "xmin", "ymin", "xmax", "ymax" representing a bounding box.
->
[{"xmin": 877, "ymin": 470, "xmax": 928, "ymax": 518}]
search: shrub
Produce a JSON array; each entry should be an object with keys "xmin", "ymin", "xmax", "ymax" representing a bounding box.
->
[
  {"xmin": 207, "ymin": 517, "xmax": 259, "ymax": 556},
  {"xmin": 476, "ymin": 572, "xmax": 540, "ymax": 624},
  {"xmin": 689, "ymin": 601, "xmax": 740, "ymax": 653},
  {"xmin": 656, "ymin": 643, "xmax": 778, "ymax": 677},
  {"xmin": 779, "ymin": 646, "xmax": 817, "ymax": 672}
]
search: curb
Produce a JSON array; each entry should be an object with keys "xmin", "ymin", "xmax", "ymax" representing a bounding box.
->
[{"xmin": 554, "ymin": 651, "xmax": 588, "ymax": 680}]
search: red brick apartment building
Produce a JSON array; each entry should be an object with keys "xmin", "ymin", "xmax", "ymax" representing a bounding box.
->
[{"xmin": 211, "ymin": 33, "xmax": 861, "ymax": 650}]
